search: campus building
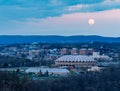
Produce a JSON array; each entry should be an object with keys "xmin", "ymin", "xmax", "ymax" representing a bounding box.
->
[{"xmin": 55, "ymin": 55, "xmax": 96, "ymax": 68}]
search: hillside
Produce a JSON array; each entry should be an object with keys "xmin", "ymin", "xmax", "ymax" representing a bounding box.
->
[{"xmin": 0, "ymin": 35, "xmax": 120, "ymax": 44}]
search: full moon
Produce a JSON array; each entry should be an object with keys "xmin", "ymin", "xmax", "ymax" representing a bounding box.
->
[{"xmin": 88, "ymin": 19, "xmax": 95, "ymax": 25}]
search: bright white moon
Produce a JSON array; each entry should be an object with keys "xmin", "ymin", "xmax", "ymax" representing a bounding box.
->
[{"xmin": 88, "ymin": 19, "xmax": 95, "ymax": 25}]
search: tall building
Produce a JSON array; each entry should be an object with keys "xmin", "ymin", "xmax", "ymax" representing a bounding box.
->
[
  {"xmin": 87, "ymin": 48, "xmax": 94, "ymax": 55},
  {"xmin": 60, "ymin": 48, "xmax": 68, "ymax": 55},
  {"xmin": 71, "ymin": 48, "xmax": 78, "ymax": 55},
  {"xmin": 79, "ymin": 48, "xmax": 94, "ymax": 55},
  {"xmin": 79, "ymin": 48, "xmax": 88, "ymax": 55}
]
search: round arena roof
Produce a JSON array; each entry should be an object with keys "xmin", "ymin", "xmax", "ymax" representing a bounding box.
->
[{"xmin": 55, "ymin": 55, "xmax": 96, "ymax": 62}]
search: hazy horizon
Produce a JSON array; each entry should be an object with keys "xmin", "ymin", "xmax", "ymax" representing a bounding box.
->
[{"xmin": 0, "ymin": 34, "xmax": 119, "ymax": 38}]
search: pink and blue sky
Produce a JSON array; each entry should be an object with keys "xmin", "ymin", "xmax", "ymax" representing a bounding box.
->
[{"xmin": 0, "ymin": 0, "xmax": 120, "ymax": 37}]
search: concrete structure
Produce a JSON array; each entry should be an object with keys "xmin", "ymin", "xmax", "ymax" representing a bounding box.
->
[
  {"xmin": 79, "ymin": 48, "xmax": 88, "ymax": 55},
  {"xmin": 87, "ymin": 66, "xmax": 104, "ymax": 72},
  {"xmin": 79, "ymin": 48, "xmax": 94, "ymax": 55},
  {"xmin": 55, "ymin": 55, "xmax": 96, "ymax": 68},
  {"xmin": 92, "ymin": 52, "xmax": 112, "ymax": 61},
  {"xmin": 71, "ymin": 48, "xmax": 78, "ymax": 55},
  {"xmin": 60, "ymin": 48, "xmax": 68, "ymax": 55},
  {"xmin": 87, "ymin": 48, "xmax": 94, "ymax": 55},
  {"xmin": 25, "ymin": 67, "xmax": 69, "ymax": 75}
]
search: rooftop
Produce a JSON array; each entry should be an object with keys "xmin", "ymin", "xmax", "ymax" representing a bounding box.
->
[{"xmin": 55, "ymin": 55, "xmax": 96, "ymax": 62}]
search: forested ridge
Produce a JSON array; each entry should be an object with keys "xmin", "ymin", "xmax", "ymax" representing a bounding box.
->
[{"xmin": 0, "ymin": 66, "xmax": 120, "ymax": 91}]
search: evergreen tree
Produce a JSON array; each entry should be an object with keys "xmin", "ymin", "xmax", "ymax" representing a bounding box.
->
[
  {"xmin": 44, "ymin": 70, "xmax": 49, "ymax": 77},
  {"xmin": 38, "ymin": 70, "xmax": 43, "ymax": 77}
]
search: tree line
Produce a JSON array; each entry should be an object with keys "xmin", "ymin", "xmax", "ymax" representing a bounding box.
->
[
  {"xmin": 0, "ymin": 55, "xmax": 54, "ymax": 68},
  {"xmin": 0, "ymin": 66, "xmax": 120, "ymax": 91}
]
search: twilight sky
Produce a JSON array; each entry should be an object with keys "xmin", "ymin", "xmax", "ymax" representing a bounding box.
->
[{"xmin": 0, "ymin": 0, "xmax": 120, "ymax": 37}]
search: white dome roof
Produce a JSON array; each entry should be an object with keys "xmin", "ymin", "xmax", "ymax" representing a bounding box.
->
[{"xmin": 55, "ymin": 55, "xmax": 96, "ymax": 62}]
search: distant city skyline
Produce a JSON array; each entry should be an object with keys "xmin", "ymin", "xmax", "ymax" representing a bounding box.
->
[{"xmin": 0, "ymin": 0, "xmax": 120, "ymax": 37}]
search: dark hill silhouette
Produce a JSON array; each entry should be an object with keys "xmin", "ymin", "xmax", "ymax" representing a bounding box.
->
[{"xmin": 0, "ymin": 35, "xmax": 119, "ymax": 44}]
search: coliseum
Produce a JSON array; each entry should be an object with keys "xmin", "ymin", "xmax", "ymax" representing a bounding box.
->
[{"xmin": 55, "ymin": 55, "xmax": 96, "ymax": 68}]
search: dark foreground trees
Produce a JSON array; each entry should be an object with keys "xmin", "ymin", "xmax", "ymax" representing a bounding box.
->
[{"xmin": 0, "ymin": 67, "xmax": 120, "ymax": 91}]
